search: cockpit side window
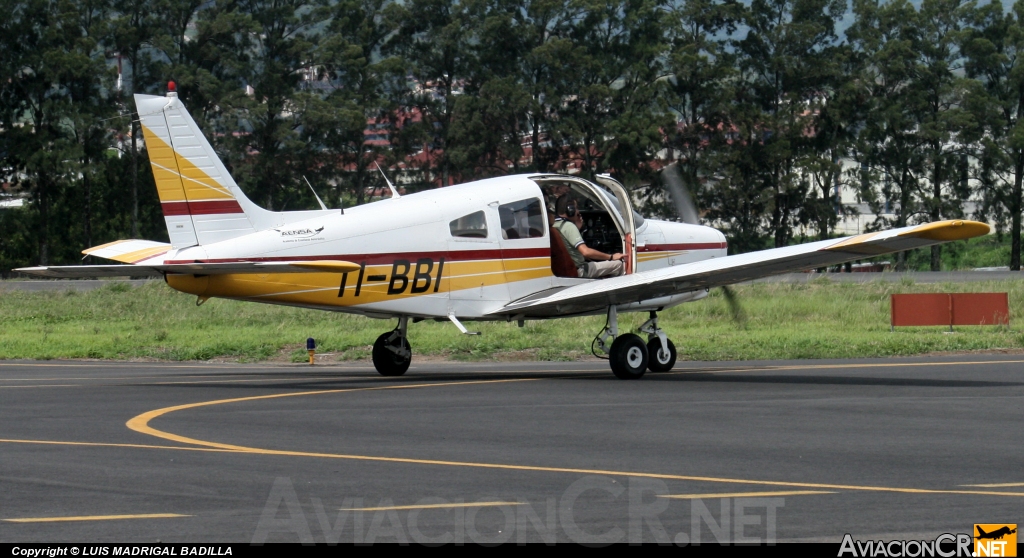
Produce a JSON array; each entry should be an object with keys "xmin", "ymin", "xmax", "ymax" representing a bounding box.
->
[
  {"xmin": 449, "ymin": 211, "xmax": 488, "ymax": 238},
  {"xmin": 499, "ymin": 198, "xmax": 545, "ymax": 240}
]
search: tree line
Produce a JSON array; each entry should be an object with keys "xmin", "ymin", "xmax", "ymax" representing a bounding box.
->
[{"xmin": 2, "ymin": 0, "xmax": 1023, "ymax": 273}]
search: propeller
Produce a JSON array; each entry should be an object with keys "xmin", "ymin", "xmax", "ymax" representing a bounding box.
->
[
  {"xmin": 661, "ymin": 163, "xmax": 700, "ymax": 225},
  {"xmin": 720, "ymin": 285, "xmax": 747, "ymax": 329},
  {"xmin": 660, "ymin": 163, "xmax": 747, "ymax": 328}
]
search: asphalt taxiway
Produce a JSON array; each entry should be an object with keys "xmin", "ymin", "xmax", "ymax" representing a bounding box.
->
[{"xmin": 1, "ymin": 357, "xmax": 1021, "ymax": 543}]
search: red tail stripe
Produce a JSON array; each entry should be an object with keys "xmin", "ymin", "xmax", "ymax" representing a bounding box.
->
[{"xmin": 161, "ymin": 200, "xmax": 244, "ymax": 217}]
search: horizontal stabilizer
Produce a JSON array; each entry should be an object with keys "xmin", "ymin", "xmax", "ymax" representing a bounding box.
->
[
  {"xmin": 17, "ymin": 260, "xmax": 361, "ymax": 279},
  {"xmin": 82, "ymin": 239, "xmax": 172, "ymax": 264}
]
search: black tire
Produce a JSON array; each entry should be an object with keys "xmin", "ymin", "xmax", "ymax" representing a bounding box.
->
[
  {"xmin": 372, "ymin": 332, "xmax": 411, "ymax": 376},
  {"xmin": 609, "ymin": 333, "xmax": 648, "ymax": 380},
  {"xmin": 646, "ymin": 338, "xmax": 677, "ymax": 372}
]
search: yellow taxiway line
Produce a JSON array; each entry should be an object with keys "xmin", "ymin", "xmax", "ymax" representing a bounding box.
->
[
  {"xmin": 4, "ymin": 514, "xmax": 190, "ymax": 523},
  {"xmin": 661, "ymin": 491, "xmax": 836, "ymax": 499},
  {"xmin": 961, "ymin": 482, "xmax": 1024, "ymax": 488},
  {"xmin": 119, "ymin": 377, "xmax": 1024, "ymax": 499},
  {"xmin": 0, "ymin": 438, "xmax": 243, "ymax": 454},
  {"xmin": 340, "ymin": 502, "xmax": 522, "ymax": 512}
]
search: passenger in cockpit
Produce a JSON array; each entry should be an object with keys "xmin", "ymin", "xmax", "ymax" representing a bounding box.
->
[{"xmin": 552, "ymin": 194, "xmax": 624, "ymax": 279}]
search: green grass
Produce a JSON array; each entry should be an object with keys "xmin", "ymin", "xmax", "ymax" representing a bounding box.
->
[{"xmin": 1, "ymin": 279, "xmax": 1022, "ymax": 363}]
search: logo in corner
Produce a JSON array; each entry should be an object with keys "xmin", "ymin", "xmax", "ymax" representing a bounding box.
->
[{"xmin": 974, "ymin": 524, "xmax": 1017, "ymax": 557}]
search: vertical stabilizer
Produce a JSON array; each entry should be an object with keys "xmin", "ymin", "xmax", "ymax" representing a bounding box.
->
[{"xmin": 135, "ymin": 87, "xmax": 257, "ymax": 247}]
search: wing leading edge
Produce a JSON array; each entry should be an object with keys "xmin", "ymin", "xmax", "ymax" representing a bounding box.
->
[{"xmin": 490, "ymin": 220, "xmax": 991, "ymax": 318}]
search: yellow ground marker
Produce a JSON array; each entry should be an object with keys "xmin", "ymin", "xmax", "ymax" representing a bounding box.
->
[
  {"xmin": 661, "ymin": 490, "xmax": 836, "ymax": 499},
  {"xmin": 122, "ymin": 378, "xmax": 1024, "ymax": 499},
  {"xmin": 0, "ymin": 384, "xmax": 79, "ymax": 389},
  {"xmin": 340, "ymin": 502, "xmax": 522, "ymax": 512},
  {"xmin": 0, "ymin": 438, "xmax": 243, "ymax": 454},
  {"xmin": 4, "ymin": 513, "xmax": 190, "ymax": 523}
]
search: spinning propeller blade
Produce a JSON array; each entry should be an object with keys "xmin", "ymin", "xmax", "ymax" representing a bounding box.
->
[
  {"xmin": 662, "ymin": 163, "xmax": 700, "ymax": 225},
  {"xmin": 661, "ymin": 164, "xmax": 745, "ymax": 326}
]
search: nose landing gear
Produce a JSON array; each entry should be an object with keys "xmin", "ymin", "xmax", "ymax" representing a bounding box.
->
[
  {"xmin": 639, "ymin": 311, "xmax": 676, "ymax": 372},
  {"xmin": 372, "ymin": 316, "xmax": 411, "ymax": 376}
]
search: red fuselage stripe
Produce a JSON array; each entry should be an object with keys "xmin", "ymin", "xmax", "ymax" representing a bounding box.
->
[
  {"xmin": 163, "ymin": 245, "xmax": 725, "ymax": 266},
  {"xmin": 164, "ymin": 247, "xmax": 552, "ymax": 266},
  {"xmin": 638, "ymin": 243, "xmax": 727, "ymax": 252}
]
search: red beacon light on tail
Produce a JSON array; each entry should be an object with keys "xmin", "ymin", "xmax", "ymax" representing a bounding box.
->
[{"xmin": 167, "ymin": 81, "xmax": 176, "ymax": 92}]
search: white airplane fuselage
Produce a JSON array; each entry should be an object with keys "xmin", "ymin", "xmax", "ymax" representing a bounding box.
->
[{"xmin": 161, "ymin": 174, "xmax": 727, "ymax": 319}]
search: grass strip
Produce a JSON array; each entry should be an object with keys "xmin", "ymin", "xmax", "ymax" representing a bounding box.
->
[{"xmin": 1, "ymin": 278, "xmax": 1022, "ymax": 363}]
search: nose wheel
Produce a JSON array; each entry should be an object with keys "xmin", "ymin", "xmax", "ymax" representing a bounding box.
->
[
  {"xmin": 646, "ymin": 337, "xmax": 676, "ymax": 372},
  {"xmin": 372, "ymin": 317, "xmax": 411, "ymax": 376}
]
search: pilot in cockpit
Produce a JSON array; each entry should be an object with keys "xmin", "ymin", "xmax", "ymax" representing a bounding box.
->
[{"xmin": 552, "ymin": 194, "xmax": 624, "ymax": 279}]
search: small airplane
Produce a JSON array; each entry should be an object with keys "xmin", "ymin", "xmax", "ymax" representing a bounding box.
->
[
  {"xmin": 18, "ymin": 83, "xmax": 991, "ymax": 379},
  {"xmin": 976, "ymin": 526, "xmax": 1017, "ymax": 540}
]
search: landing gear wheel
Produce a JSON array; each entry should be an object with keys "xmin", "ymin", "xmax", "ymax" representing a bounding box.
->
[
  {"xmin": 609, "ymin": 333, "xmax": 648, "ymax": 380},
  {"xmin": 646, "ymin": 338, "xmax": 676, "ymax": 372},
  {"xmin": 372, "ymin": 332, "xmax": 411, "ymax": 376}
]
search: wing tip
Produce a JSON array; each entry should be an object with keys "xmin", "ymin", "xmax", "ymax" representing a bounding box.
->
[{"xmin": 903, "ymin": 220, "xmax": 990, "ymax": 242}]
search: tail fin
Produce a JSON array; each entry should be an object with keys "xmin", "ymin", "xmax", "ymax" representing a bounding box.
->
[
  {"xmin": 135, "ymin": 90, "xmax": 259, "ymax": 248},
  {"xmin": 135, "ymin": 88, "xmax": 339, "ymax": 248},
  {"xmin": 977, "ymin": 527, "xmax": 989, "ymax": 537}
]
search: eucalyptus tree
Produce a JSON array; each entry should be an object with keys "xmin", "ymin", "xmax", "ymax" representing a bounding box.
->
[
  {"xmin": 659, "ymin": 0, "xmax": 739, "ymax": 222},
  {"xmin": 215, "ymin": 0, "xmax": 330, "ymax": 210},
  {"xmin": 848, "ymin": 0, "xmax": 929, "ymax": 270},
  {"xmin": 551, "ymin": 0, "xmax": 671, "ymax": 182},
  {"xmin": 311, "ymin": 0, "xmax": 408, "ymax": 205},
  {"xmin": 3, "ymin": 0, "xmax": 116, "ymax": 265},
  {"xmin": 730, "ymin": 0, "xmax": 846, "ymax": 248},
  {"xmin": 916, "ymin": 0, "xmax": 977, "ymax": 270},
  {"xmin": 386, "ymin": 0, "xmax": 481, "ymax": 187},
  {"xmin": 110, "ymin": 0, "xmax": 161, "ymax": 236},
  {"xmin": 962, "ymin": 0, "xmax": 1024, "ymax": 270}
]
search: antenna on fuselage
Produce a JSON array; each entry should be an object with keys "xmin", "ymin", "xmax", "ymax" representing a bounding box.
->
[
  {"xmin": 375, "ymin": 162, "xmax": 401, "ymax": 199},
  {"xmin": 303, "ymin": 175, "xmax": 331, "ymax": 211}
]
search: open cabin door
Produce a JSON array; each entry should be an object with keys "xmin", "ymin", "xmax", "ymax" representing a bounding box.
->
[
  {"xmin": 594, "ymin": 174, "xmax": 638, "ymax": 275},
  {"xmin": 531, "ymin": 174, "xmax": 639, "ymax": 277}
]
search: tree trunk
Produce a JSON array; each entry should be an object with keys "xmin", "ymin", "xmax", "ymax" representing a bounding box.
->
[
  {"xmin": 531, "ymin": 114, "xmax": 543, "ymax": 173},
  {"xmin": 930, "ymin": 151, "xmax": 942, "ymax": 271},
  {"xmin": 38, "ymin": 174, "xmax": 49, "ymax": 266},
  {"xmin": 896, "ymin": 168, "xmax": 911, "ymax": 272},
  {"xmin": 83, "ymin": 162, "xmax": 92, "ymax": 249},
  {"xmin": 131, "ymin": 116, "xmax": 139, "ymax": 237},
  {"xmin": 1012, "ymin": 149, "xmax": 1023, "ymax": 271}
]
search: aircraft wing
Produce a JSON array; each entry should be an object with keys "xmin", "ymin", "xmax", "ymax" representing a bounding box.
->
[
  {"xmin": 491, "ymin": 220, "xmax": 991, "ymax": 318},
  {"xmin": 16, "ymin": 260, "xmax": 361, "ymax": 278}
]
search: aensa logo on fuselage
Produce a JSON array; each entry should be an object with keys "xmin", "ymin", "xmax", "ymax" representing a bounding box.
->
[
  {"xmin": 276, "ymin": 226, "xmax": 324, "ymax": 238},
  {"xmin": 338, "ymin": 258, "xmax": 446, "ymax": 298}
]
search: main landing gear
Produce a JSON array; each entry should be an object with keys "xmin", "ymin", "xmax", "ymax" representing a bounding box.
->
[
  {"xmin": 595, "ymin": 308, "xmax": 677, "ymax": 379},
  {"xmin": 372, "ymin": 316, "xmax": 411, "ymax": 376}
]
